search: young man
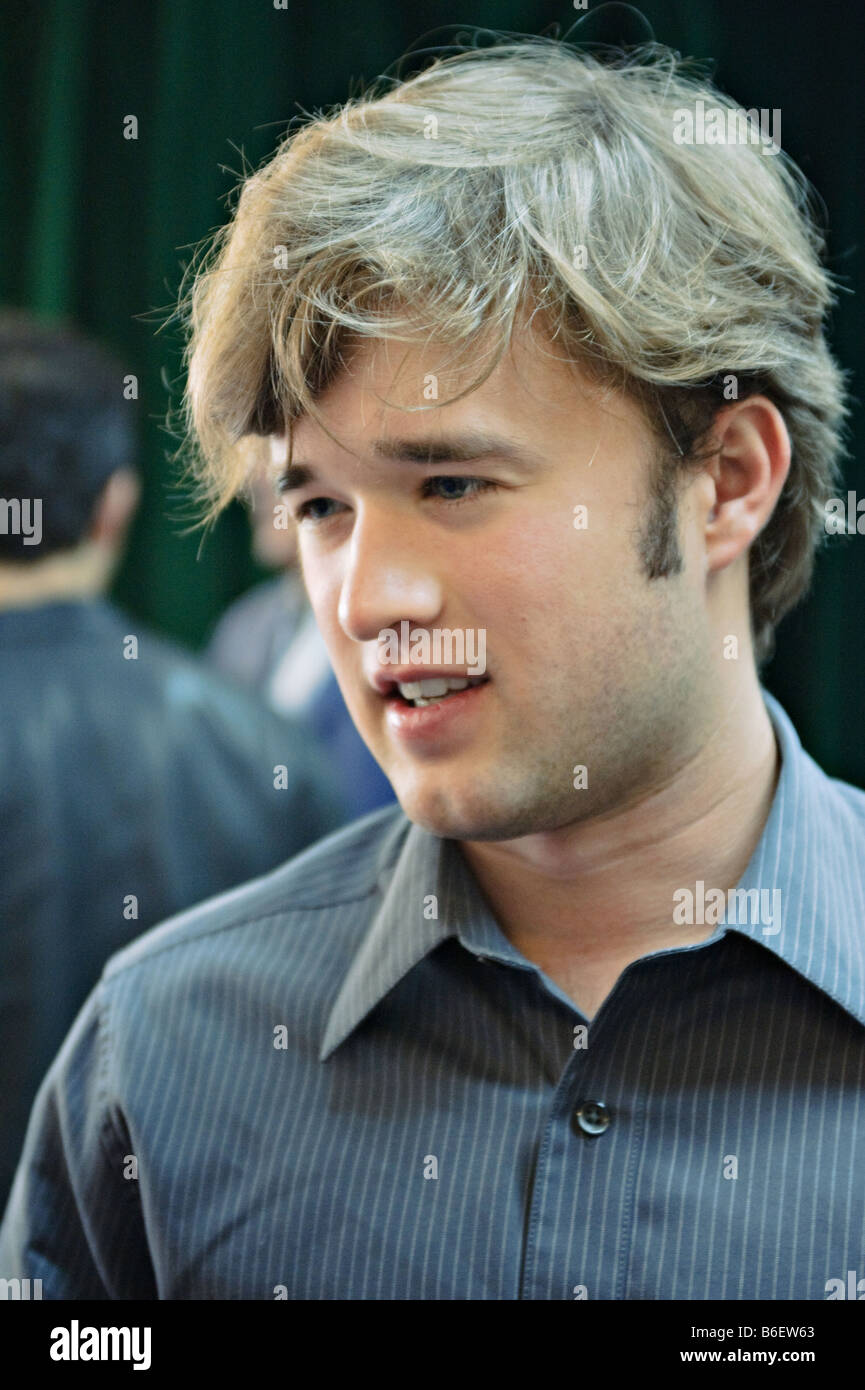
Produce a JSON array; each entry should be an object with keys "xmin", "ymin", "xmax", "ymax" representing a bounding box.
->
[{"xmin": 1, "ymin": 37, "xmax": 862, "ymax": 1300}]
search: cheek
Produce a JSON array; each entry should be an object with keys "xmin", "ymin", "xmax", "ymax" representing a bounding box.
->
[
  {"xmin": 490, "ymin": 510, "xmax": 676, "ymax": 680},
  {"xmin": 298, "ymin": 547, "xmax": 340, "ymax": 627},
  {"xmin": 488, "ymin": 512, "xmax": 627, "ymax": 619}
]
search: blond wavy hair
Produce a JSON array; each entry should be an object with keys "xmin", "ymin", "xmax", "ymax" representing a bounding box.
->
[{"xmin": 180, "ymin": 35, "xmax": 849, "ymax": 666}]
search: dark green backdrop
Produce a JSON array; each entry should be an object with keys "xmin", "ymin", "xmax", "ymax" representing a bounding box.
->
[{"xmin": 2, "ymin": 0, "xmax": 862, "ymax": 782}]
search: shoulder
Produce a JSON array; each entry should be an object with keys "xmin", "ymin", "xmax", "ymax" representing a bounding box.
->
[
  {"xmin": 106, "ymin": 603, "xmax": 311, "ymax": 750},
  {"xmin": 101, "ymin": 803, "xmax": 410, "ymax": 984},
  {"xmin": 208, "ymin": 576, "xmax": 301, "ymax": 645},
  {"xmin": 766, "ymin": 689, "xmax": 865, "ymax": 838},
  {"xmin": 823, "ymin": 768, "xmax": 865, "ymax": 831}
]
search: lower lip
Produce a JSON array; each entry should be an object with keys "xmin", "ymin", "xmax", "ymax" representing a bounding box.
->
[{"xmin": 384, "ymin": 681, "xmax": 490, "ymax": 743}]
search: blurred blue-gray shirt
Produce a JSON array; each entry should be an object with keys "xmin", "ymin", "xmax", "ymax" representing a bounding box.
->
[{"xmin": 0, "ymin": 597, "xmax": 344, "ymax": 1211}]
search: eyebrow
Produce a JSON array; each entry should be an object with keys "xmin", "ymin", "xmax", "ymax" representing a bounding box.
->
[{"xmin": 276, "ymin": 432, "xmax": 539, "ymax": 493}]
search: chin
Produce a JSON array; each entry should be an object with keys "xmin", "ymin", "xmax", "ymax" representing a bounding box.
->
[{"xmin": 395, "ymin": 780, "xmax": 555, "ymax": 843}]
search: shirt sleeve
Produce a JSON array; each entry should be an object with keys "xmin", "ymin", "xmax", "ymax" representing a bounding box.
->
[{"xmin": 0, "ymin": 980, "xmax": 158, "ymax": 1299}]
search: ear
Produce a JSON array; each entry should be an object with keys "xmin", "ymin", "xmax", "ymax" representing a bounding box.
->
[
  {"xmin": 701, "ymin": 396, "xmax": 791, "ymax": 574},
  {"xmin": 87, "ymin": 468, "xmax": 141, "ymax": 547}
]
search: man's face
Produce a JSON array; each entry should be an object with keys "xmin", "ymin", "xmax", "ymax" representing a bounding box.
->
[{"xmin": 275, "ymin": 326, "xmax": 713, "ymax": 841}]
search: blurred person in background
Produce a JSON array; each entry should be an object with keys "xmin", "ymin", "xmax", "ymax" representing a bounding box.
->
[
  {"xmin": 0, "ymin": 310, "xmax": 343, "ymax": 1208},
  {"xmin": 207, "ymin": 461, "xmax": 395, "ymax": 818}
]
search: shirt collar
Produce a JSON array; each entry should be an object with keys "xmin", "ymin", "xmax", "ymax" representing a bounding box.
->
[
  {"xmin": 320, "ymin": 816, "xmax": 464, "ymax": 1059},
  {"xmin": 320, "ymin": 688, "xmax": 865, "ymax": 1058},
  {"xmin": 727, "ymin": 689, "xmax": 865, "ymax": 1027}
]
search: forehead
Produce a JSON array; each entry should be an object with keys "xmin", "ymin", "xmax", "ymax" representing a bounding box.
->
[{"xmin": 283, "ymin": 327, "xmax": 637, "ymax": 461}]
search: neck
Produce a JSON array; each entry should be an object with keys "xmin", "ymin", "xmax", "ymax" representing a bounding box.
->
[
  {"xmin": 460, "ymin": 668, "xmax": 780, "ymax": 1013},
  {"xmin": 0, "ymin": 545, "xmax": 111, "ymax": 610}
]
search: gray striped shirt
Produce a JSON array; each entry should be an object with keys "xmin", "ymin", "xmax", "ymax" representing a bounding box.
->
[{"xmin": 1, "ymin": 689, "xmax": 863, "ymax": 1299}]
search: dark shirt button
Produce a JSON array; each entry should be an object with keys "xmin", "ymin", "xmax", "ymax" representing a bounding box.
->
[{"xmin": 574, "ymin": 1100, "xmax": 611, "ymax": 1136}]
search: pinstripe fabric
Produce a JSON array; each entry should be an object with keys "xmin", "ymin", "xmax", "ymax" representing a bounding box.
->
[{"xmin": 1, "ymin": 688, "xmax": 863, "ymax": 1300}]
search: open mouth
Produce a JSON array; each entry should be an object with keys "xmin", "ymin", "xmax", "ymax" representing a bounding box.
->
[{"xmin": 389, "ymin": 676, "xmax": 489, "ymax": 708}]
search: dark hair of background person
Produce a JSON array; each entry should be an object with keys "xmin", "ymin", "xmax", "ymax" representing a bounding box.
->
[{"xmin": 0, "ymin": 310, "xmax": 134, "ymax": 559}]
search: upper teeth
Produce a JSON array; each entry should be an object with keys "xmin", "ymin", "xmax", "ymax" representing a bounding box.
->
[{"xmin": 397, "ymin": 677, "xmax": 479, "ymax": 699}]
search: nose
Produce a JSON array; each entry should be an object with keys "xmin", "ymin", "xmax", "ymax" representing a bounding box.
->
[{"xmin": 337, "ymin": 503, "xmax": 444, "ymax": 642}]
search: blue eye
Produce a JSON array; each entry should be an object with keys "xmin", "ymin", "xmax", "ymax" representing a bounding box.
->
[
  {"xmin": 423, "ymin": 476, "xmax": 499, "ymax": 504},
  {"xmin": 294, "ymin": 497, "xmax": 345, "ymax": 523}
]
